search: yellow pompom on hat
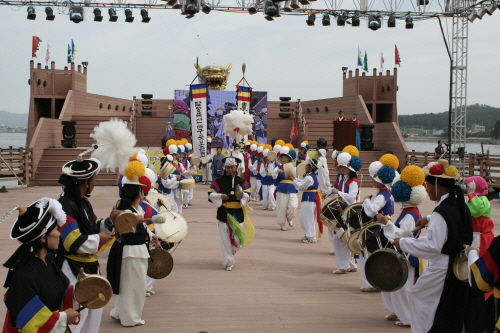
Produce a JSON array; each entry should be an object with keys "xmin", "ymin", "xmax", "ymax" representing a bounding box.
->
[
  {"xmin": 180, "ymin": 138, "xmax": 188, "ymax": 145},
  {"xmin": 124, "ymin": 160, "xmax": 146, "ymax": 180},
  {"xmin": 166, "ymin": 139, "xmax": 176, "ymax": 148},
  {"xmin": 129, "ymin": 153, "xmax": 139, "ymax": 161},
  {"xmin": 342, "ymin": 145, "xmax": 359, "ymax": 157},
  {"xmin": 380, "ymin": 154, "xmax": 399, "ymax": 171},
  {"xmin": 264, "ymin": 144, "xmax": 272, "ymax": 150},
  {"xmin": 275, "ymin": 139, "xmax": 285, "ymax": 147},
  {"xmin": 285, "ymin": 143, "xmax": 294, "ymax": 150},
  {"xmin": 400, "ymin": 165, "xmax": 425, "ymax": 187}
]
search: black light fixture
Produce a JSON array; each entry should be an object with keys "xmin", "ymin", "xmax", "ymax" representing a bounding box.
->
[
  {"xmin": 351, "ymin": 15, "xmax": 360, "ymax": 26},
  {"xmin": 283, "ymin": 1, "xmax": 292, "ymax": 12},
  {"xmin": 69, "ymin": 5, "xmax": 84, "ymax": 23},
  {"xmin": 387, "ymin": 15, "xmax": 396, "ymax": 27},
  {"xmin": 417, "ymin": 0, "xmax": 429, "ymax": 5},
  {"xmin": 124, "ymin": 9, "xmax": 134, "ymax": 22},
  {"xmin": 264, "ymin": 15, "xmax": 274, "ymax": 21},
  {"xmin": 405, "ymin": 16, "xmax": 413, "ymax": 29},
  {"xmin": 167, "ymin": 0, "xmax": 178, "ymax": 5},
  {"xmin": 81, "ymin": 61, "xmax": 88, "ymax": 68},
  {"xmin": 202, "ymin": 3, "xmax": 211, "ymax": 14},
  {"xmin": 322, "ymin": 14, "xmax": 330, "ymax": 26},
  {"xmin": 306, "ymin": 13, "xmax": 316, "ymax": 26},
  {"xmin": 27, "ymin": 6, "xmax": 36, "ymax": 20},
  {"xmin": 342, "ymin": 66, "xmax": 348, "ymax": 73},
  {"xmin": 108, "ymin": 8, "xmax": 118, "ymax": 21},
  {"xmin": 140, "ymin": 9, "xmax": 151, "ymax": 22},
  {"xmin": 368, "ymin": 14, "xmax": 381, "ymax": 30},
  {"xmin": 264, "ymin": 0, "xmax": 278, "ymax": 17},
  {"xmin": 93, "ymin": 8, "xmax": 103, "ymax": 21},
  {"xmin": 337, "ymin": 13, "xmax": 346, "ymax": 26},
  {"xmin": 248, "ymin": 5, "xmax": 257, "ymax": 14},
  {"xmin": 299, "ymin": 0, "xmax": 310, "ymax": 4},
  {"xmin": 290, "ymin": 0, "xmax": 300, "ymax": 9},
  {"xmin": 45, "ymin": 7, "xmax": 55, "ymax": 20},
  {"xmin": 485, "ymin": 3, "xmax": 497, "ymax": 15},
  {"xmin": 184, "ymin": 0, "xmax": 200, "ymax": 15}
]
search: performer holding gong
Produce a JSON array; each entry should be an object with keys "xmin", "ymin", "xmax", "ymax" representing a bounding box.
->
[
  {"xmin": 208, "ymin": 157, "xmax": 252, "ymax": 271},
  {"xmin": 392, "ymin": 159, "xmax": 472, "ymax": 333},
  {"xmin": 3, "ymin": 198, "xmax": 81, "ymax": 332}
]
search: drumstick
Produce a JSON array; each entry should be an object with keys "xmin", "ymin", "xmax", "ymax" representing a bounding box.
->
[
  {"xmin": 158, "ymin": 201, "xmax": 177, "ymax": 219},
  {"xmin": 76, "ymin": 293, "xmax": 105, "ymax": 312}
]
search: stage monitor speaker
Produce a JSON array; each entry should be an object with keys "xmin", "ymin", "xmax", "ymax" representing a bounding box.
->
[{"xmin": 141, "ymin": 94, "xmax": 153, "ymax": 99}]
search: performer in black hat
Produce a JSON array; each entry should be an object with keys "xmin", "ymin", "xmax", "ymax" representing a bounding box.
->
[
  {"xmin": 57, "ymin": 157, "xmax": 114, "ymax": 333},
  {"xmin": 3, "ymin": 198, "xmax": 81, "ymax": 332}
]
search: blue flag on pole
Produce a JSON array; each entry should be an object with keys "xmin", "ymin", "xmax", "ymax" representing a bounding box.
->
[{"xmin": 166, "ymin": 111, "xmax": 173, "ymax": 139}]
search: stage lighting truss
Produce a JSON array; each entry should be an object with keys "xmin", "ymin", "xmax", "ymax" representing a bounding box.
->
[{"xmin": 6, "ymin": 0, "xmax": 500, "ymax": 25}]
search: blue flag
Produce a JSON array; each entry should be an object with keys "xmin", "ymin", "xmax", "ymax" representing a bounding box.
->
[
  {"xmin": 357, "ymin": 47, "xmax": 363, "ymax": 67},
  {"xmin": 166, "ymin": 111, "xmax": 173, "ymax": 139}
]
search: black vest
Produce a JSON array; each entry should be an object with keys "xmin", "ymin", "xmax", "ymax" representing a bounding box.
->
[{"xmin": 211, "ymin": 175, "xmax": 245, "ymax": 223}]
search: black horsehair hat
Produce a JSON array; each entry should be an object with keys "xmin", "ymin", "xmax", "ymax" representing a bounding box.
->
[{"xmin": 10, "ymin": 198, "xmax": 66, "ymax": 243}]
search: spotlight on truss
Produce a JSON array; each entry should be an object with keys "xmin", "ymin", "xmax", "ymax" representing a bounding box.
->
[
  {"xmin": 141, "ymin": 9, "xmax": 151, "ymax": 22},
  {"xmin": 322, "ymin": 14, "xmax": 330, "ymax": 26},
  {"xmin": 202, "ymin": 3, "xmax": 211, "ymax": 14},
  {"xmin": 124, "ymin": 9, "xmax": 134, "ymax": 22},
  {"xmin": 368, "ymin": 14, "xmax": 381, "ymax": 30},
  {"xmin": 387, "ymin": 15, "xmax": 396, "ymax": 27},
  {"xmin": 108, "ymin": 8, "xmax": 118, "ymax": 22},
  {"xmin": 27, "ymin": 6, "xmax": 36, "ymax": 20},
  {"xmin": 351, "ymin": 15, "xmax": 360, "ymax": 26},
  {"xmin": 93, "ymin": 8, "xmax": 103, "ymax": 22},
  {"xmin": 248, "ymin": 5, "xmax": 257, "ymax": 14},
  {"xmin": 337, "ymin": 14, "xmax": 346, "ymax": 26},
  {"xmin": 69, "ymin": 5, "xmax": 84, "ymax": 23},
  {"xmin": 306, "ymin": 13, "xmax": 315, "ymax": 26},
  {"xmin": 485, "ymin": 3, "xmax": 497, "ymax": 15},
  {"xmin": 290, "ymin": 0, "xmax": 300, "ymax": 9},
  {"xmin": 45, "ymin": 7, "xmax": 55, "ymax": 21},
  {"xmin": 405, "ymin": 15, "xmax": 413, "ymax": 29}
]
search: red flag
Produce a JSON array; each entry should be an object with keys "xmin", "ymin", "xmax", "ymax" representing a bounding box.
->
[
  {"xmin": 32, "ymin": 36, "xmax": 41, "ymax": 58},
  {"xmin": 395, "ymin": 45, "xmax": 401, "ymax": 67},
  {"xmin": 289, "ymin": 118, "xmax": 298, "ymax": 143}
]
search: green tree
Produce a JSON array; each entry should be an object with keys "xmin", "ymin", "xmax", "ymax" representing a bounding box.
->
[{"xmin": 491, "ymin": 120, "xmax": 500, "ymax": 139}]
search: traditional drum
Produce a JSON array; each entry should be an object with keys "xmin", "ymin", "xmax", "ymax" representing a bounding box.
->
[
  {"xmin": 159, "ymin": 162, "xmax": 175, "ymax": 180},
  {"xmin": 147, "ymin": 248, "xmax": 174, "ymax": 279},
  {"xmin": 114, "ymin": 211, "xmax": 139, "ymax": 234},
  {"xmin": 348, "ymin": 230, "xmax": 363, "ymax": 254},
  {"xmin": 296, "ymin": 163, "xmax": 307, "ymax": 179},
  {"xmin": 267, "ymin": 150, "xmax": 277, "ymax": 162},
  {"xmin": 201, "ymin": 156, "xmax": 211, "ymax": 165},
  {"xmin": 320, "ymin": 197, "xmax": 347, "ymax": 229},
  {"xmin": 365, "ymin": 248, "xmax": 409, "ymax": 292},
  {"xmin": 283, "ymin": 162, "xmax": 296, "ymax": 178},
  {"xmin": 74, "ymin": 275, "xmax": 113, "ymax": 310},
  {"xmin": 184, "ymin": 171, "xmax": 197, "ymax": 176},
  {"xmin": 190, "ymin": 156, "xmax": 200, "ymax": 166},
  {"xmin": 357, "ymin": 222, "xmax": 391, "ymax": 254},
  {"xmin": 180, "ymin": 178, "xmax": 195, "ymax": 189},
  {"xmin": 340, "ymin": 203, "xmax": 372, "ymax": 242},
  {"xmin": 146, "ymin": 191, "xmax": 172, "ymax": 211},
  {"xmin": 154, "ymin": 211, "xmax": 188, "ymax": 253},
  {"xmin": 453, "ymin": 250, "xmax": 469, "ymax": 282}
]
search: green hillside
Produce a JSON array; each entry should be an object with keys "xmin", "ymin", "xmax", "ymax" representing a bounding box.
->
[{"xmin": 398, "ymin": 104, "xmax": 500, "ymax": 131}]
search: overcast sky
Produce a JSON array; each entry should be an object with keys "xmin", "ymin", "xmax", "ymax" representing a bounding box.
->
[{"xmin": 1, "ymin": 1, "xmax": 499, "ymax": 116}]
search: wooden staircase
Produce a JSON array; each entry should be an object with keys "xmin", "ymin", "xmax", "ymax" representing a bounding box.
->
[
  {"xmin": 33, "ymin": 148, "xmax": 120, "ymax": 186},
  {"xmin": 72, "ymin": 115, "xmax": 130, "ymax": 147}
]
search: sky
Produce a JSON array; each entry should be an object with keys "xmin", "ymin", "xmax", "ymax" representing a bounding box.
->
[{"xmin": 1, "ymin": 1, "xmax": 500, "ymax": 116}]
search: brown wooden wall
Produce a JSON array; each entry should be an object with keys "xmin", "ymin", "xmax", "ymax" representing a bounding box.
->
[
  {"xmin": 136, "ymin": 117, "xmax": 170, "ymax": 147},
  {"xmin": 27, "ymin": 118, "xmax": 63, "ymax": 175}
]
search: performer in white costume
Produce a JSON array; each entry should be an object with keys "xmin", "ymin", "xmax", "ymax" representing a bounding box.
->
[
  {"xmin": 259, "ymin": 149, "xmax": 277, "ymax": 211},
  {"xmin": 202, "ymin": 137, "xmax": 214, "ymax": 185},
  {"xmin": 316, "ymin": 148, "xmax": 330, "ymax": 193},
  {"xmin": 272, "ymin": 146, "xmax": 298, "ymax": 231}
]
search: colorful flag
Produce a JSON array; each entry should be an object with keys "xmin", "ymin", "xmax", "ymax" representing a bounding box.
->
[
  {"xmin": 395, "ymin": 45, "xmax": 401, "ymax": 67},
  {"xmin": 357, "ymin": 47, "xmax": 363, "ymax": 67},
  {"xmin": 236, "ymin": 85, "xmax": 252, "ymax": 114},
  {"xmin": 67, "ymin": 44, "xmax": 72, "ymax": 63},
  {"xmin": 32, "ymin": 36, "xmax": 41, "ymax": 58},
  {"xmin": 190, "ymin": 83, "xmax": 209, "ymax": 158},
  {"xmin": 166, "ymin": 111, "xmax": 173, "ymax": 140},
  {"xmin": 71, "ymin": 39, "xmax": 76, "ymax": 62},
  {"xmin": 363, "ymin": 51, "xmax": 368, "ymax": 72},
  {"xmin": 289, "ymin": 118, "xmax": 298, "ymax": 143},
  {"xmin": 45, "ymin": 43, "xmax": 51, "ymax": 65},
  {"xmin": 381, "ymin": 51, "xmax": 385, "ymax": 72}
]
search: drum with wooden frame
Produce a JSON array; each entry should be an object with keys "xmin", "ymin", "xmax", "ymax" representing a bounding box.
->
[
  {"xmin": 267, "ymin": 150, "xmax": 277, "ymax": 162},
  {"xmin": 74, "ymin": 275, "xmax": 113, "ymax": 309},
  {"xmin": 319, "ymin": 197, "xmax": 347, "ymax": 229},
  {"xmin": 357, "ymin": 222, "xmax": 391, "ymax": 254},
  {"xmin": 296, "ymin": 163, "xmax": 307, "ymax": 179},
  {"xmin": 146, "ymin": 191, "xmax": 172, "ymax": 211},
  {"xmin": 365, "ymin": 248, "xmax": 409, "ymax": 292},
  {"xmin": 159, "ymin": 162, "xmax": 175, "ymax": 180},
  {"xmin": 201, "ymin": 156, "xmax": 211, "ymax": 165},
  {"xmin": 283, "ymin": 162, "xmax": 296, "ymax": 179},
  {"xmin": 348, "ymin": 230, "xmax": 363, "ymax": 254},
  {"xmin": 341, "ymin": 203, "xmax": 373, "ymax": 242},
  {"xmin": 180, "ymin": 179, "xmax": 195, "ymax": 189},
  {"xmin": 147, "ymin": 248, "xmax": 174, "ymax": 279},
  {"xmin": 114, "ymin": 211, "xmax": 140, "ymax": 234},
  {"xmin": 190, "ymin": 156, "xmax": 200, "ymax": 166},
  {"xmin": 155, "ymin": 211, "xmax": 188, "ymax": 253}
]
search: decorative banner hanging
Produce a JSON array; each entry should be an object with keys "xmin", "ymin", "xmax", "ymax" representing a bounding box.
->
[
  {"xmin": 190, "ymin": 83, "xmax": 209, "ymax": 158},
  {"xmin": 236, "ymin": 85, "xmax": 252, "ymax": 114}
]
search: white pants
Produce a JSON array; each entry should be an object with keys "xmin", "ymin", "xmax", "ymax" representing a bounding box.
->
[
  {"xmin": 255, "ymin": 179, "xmax": 262, "ymax": 200},
  {"xmin": 329, "ymin": 228, "xmax": 357, "ymax": 270},
  {"xmin": 218, "ymin": 221, "xmax": 241, "ymax": 268},
  {"xmin": 299, "ymin": 201, "xmax": 317, "ymax": 240},
  {"xmin": 250, "ymin": 177, "xmax": 258, "ymax": 198},
  {"xmin": 202, "ymin": 163, "xmax": 212, "ymax": 182},
  {"xmin": 146, "ymin": 242, "xmax": 156, "ymax": 292},
  {"xmin": 173, "ymin": 189, "xmax": 183, "ymax": 214},
  {"xmin": 382, "ymin": 267, "xmax": 415, "ymax": 325},
  {"xmin": 276, "ymin": 192, "xmax": 298, "ymax": 226},
  {"xmin": 167, "ymin": 191, "xmax": 178, "ymax": 213},
  {"xmin": 409, "ymin": 264, "xmax": 447, "ymax": 333},
  {"xmin": 61, "ymin": 260, "xmax": 103, "ymax": 333},
  {"xmin": 110, "ymin": 257, "xmax": 148, "ymax": 326},
  {"xmin": 359, "ymin": 253, "xmax": 372, "ymax": 288},
  {"xmin": 261, "ymin": 184, "xmax": 276, "ymax": 209},
  {"xmin": 182, "ymin": 188, "xmax": 193, "ymax": 205}
]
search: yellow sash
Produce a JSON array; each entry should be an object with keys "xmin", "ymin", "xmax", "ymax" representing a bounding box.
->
[
  {"xmin": 223, "ymin": 202, "xmax": 242, "ymax": 209},
  {"xmin": 280, "ymin": 180, "xmax": 293, "ymax": 184}
]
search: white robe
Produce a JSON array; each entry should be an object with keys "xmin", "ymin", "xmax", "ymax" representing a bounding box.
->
[
  {"xmin": 317, "ymin": 155, "xmax": 330, "ymax": 192},
  {"xmin": 325, "ymin": 179, "xmax": 359, "ymax": 271},
  {"xmin": 399, "ymin": 194, "xmax": 449, "ymax": 333},
  {"xmin": 202, "ymin": 147, "xmax": 214, "ymax": 182},
  {"xmin": 293, "ymin": 174, "xmax": 318, "ymax": 241},
  {"xmin": 160, "ymin": 175, "xmax": 179, "ymax": 213},
  {"xmin": 381, "ymin": 212, "xmax": 418, "ymax": 325},
  {"xmin": 273, "ymin": 166, "xmax": 298, "ymax": 227},
  {"xmin": 259, "ymin": 162, "xmax": 276, "ymax": 209},
  {"xmin": 248, "ymin": 158, "xmax": 260, "ymax": 199}
]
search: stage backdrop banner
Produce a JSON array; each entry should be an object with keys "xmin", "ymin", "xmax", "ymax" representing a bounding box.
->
[
  {"xmin": 190, "ymin": 83, "xmax": 209, "ymax": 158},
  {"xmin": 236, "ymin": 85, "xmax": 252, "ymax": 114}
]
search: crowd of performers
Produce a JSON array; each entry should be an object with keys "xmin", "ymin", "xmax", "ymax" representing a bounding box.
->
[{"xmin": 2, "ymin": 131, "xmax": 499, "ymax": 333}]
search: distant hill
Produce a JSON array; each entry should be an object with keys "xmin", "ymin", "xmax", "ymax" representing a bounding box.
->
[
  {"xmin": 398, "ymin": 104, "xmax": 500, "ymax": 131},
  {"xmin": 0, "ymin": 110, "xmax": 28, "ymax": 127}
]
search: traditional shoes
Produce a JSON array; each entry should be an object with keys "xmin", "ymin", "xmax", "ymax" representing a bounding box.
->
[
  {"xmin": 346, "ymin": 268, "xmax": 357, "ymax": 272},
  {"xmin": 385, "ymin": 314, "xmax": 398, "ymax": 321},
  {"xmin": 333, "ymin": 269, "xmax": 347, "ymax": 274}
]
